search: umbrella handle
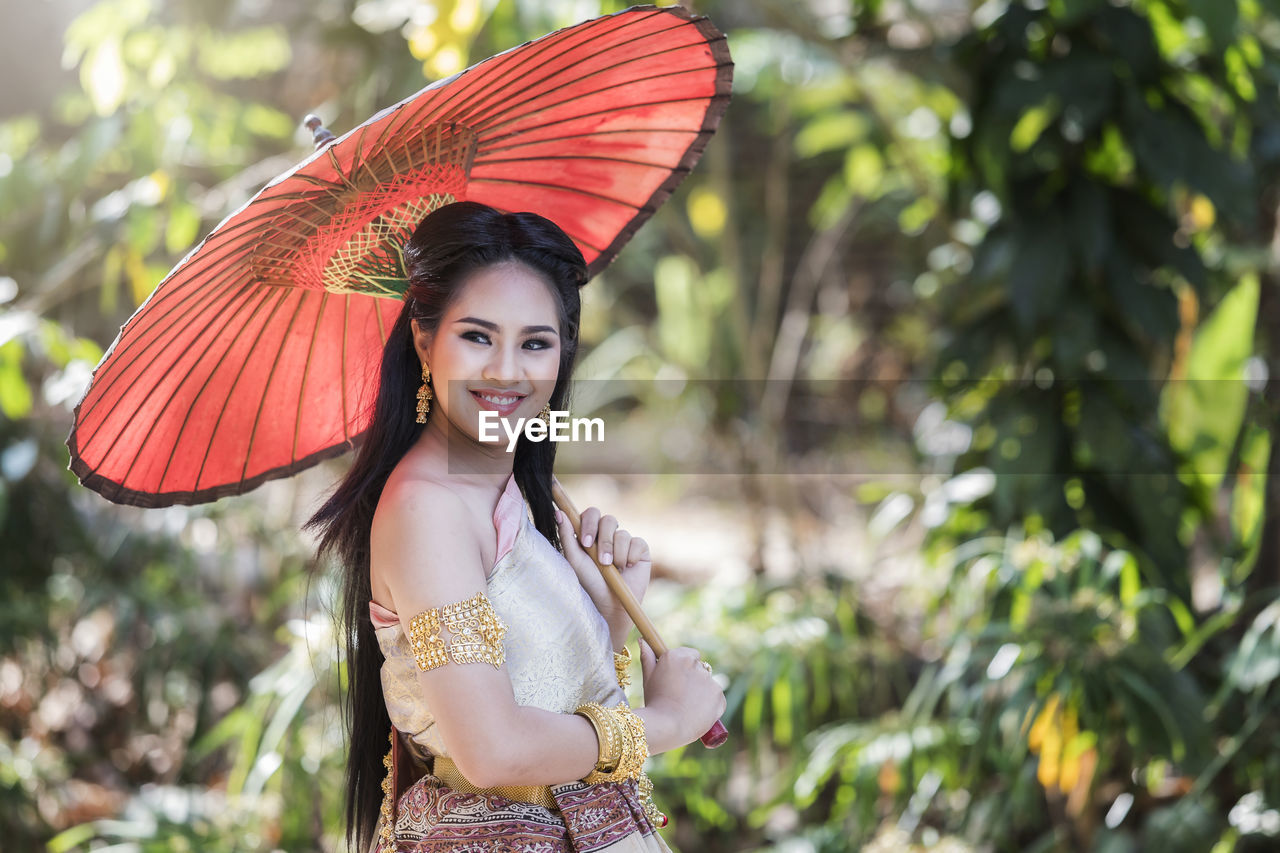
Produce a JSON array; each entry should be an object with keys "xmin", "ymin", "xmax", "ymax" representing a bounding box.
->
[{"xmin": 550, "ymin": 477, "xmax": 729, "ymax": 750}]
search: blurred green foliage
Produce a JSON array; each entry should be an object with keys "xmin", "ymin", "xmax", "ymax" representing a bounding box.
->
[{"xmin": 5, "ymin": 0, "xmax": 1280, "ymax": 851}]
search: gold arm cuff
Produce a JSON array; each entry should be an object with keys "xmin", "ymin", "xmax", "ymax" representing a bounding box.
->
[
  {"xmin": 613, "ymin": 646, "xmax": 632, "ymax": 689},
  {"xmin": 407, "ymin": 592, "xmax": 508, "ymax": 671}
]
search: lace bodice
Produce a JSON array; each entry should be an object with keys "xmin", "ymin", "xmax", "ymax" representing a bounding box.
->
[{"xmin": 368, "ymin": 473, "xmax": 626, "ymax": 762}]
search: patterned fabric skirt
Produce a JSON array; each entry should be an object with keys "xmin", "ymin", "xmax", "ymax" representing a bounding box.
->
[{"xmin": 375, "ymin": 772, "xmax": 674, "ymax": 853}]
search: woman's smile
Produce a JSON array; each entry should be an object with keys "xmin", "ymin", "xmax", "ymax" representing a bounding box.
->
[{"xmin": 469, "ymin": 388, "xmax": 528, "ymax": 417}]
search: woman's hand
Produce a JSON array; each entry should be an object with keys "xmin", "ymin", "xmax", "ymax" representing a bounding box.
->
[
  {"xmin": 637, "ymin": 639, "xmax": 726, "ymax": 751},
  {"xmin": 554, "ymin": 505, "xmax": 650, "ymax": 649}
]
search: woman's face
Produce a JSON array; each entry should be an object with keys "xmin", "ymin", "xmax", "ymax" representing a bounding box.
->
[{"xmin": 411, "ymin": 260, "xmax": 563, "ymax": 446}]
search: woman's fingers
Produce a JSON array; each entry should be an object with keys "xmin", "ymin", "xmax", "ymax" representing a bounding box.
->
[
  {"xmin": 625, "ymin": 536, "xmax": 649, "ymax": 568},
  {"xmin": 638, "ymin": 637, "xmax": 657, "ymax": 681},
  {"xmin": 607, "ymin": 527, "xmax": 630, "ymax": 568},
  {"xmin": 554, "ymin": 508, "xmax": 580, "ymax": 556},
  {"xmin": 596, "ymin": 514, "xmax": 618, "ymax": 564},
  {"xmin": 556, "ymin": 504, "xmax": 649, "ymax": 614},
  {"xmin": 578, "ymin": 506, "xmax": 600, "ymax": 548},
  {"xmin": 555, "ymin": 508, "xmax": 600, "ymax": 585}
]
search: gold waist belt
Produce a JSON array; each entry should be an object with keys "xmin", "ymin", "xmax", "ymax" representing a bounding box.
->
[{"xmin": 431, "ymin": 755, "xmax": 557, "ymax": 810}]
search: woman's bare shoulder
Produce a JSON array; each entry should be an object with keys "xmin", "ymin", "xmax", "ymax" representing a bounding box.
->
[{"xmin": 371, "ymin": 467, "xmax": 489, "ymax": 610}]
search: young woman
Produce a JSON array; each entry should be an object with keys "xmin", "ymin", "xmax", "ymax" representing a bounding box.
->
[{"xmin": 305, "ymin": 201, "xmax": 726, "ymax": 852}]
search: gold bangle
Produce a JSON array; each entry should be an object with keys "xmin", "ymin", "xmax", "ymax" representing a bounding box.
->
[
  {"xmin": 574, "ymin": 702, "xmax": 622, "ymax": 780},
  {"xmin": 613, "ymin": 646, "xmax": 632, "ymax": 689},
  {"xmin": 575, "ymin": 702, "xmax": 647, "ymax": 784},
  {"xmin": 613, "ymin": 703, "xmax": 649, "ymax": 782}
]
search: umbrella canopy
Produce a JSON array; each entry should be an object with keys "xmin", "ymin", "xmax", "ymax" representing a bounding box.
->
[{"xmin": 67, "ymin": 4, "xmax": 732, "ymax": 507}]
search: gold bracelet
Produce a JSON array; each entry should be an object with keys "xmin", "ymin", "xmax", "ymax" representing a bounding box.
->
[
  {"xmin": 613, "ymin": 646, "xmax": 632, "ymax": 689},
  {"xmin": 575, "ymin": 702, "xmax": 647, "ymax": 784},
  {"xmin": 575, "ymin": 702, "xmax": 622, "ymax": 778},
  {"xmin": 613, "ymin": 703, "xmax": 649, "ymax": 781},
  {"xmin": 407, "ymin": 591, "xmax": 507, "ymax": 671}
]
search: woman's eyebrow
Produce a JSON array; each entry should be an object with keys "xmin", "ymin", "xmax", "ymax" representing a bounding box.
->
[{"xmin": 454, "ymin": 316, "xmax": 557, "ymax": 335}]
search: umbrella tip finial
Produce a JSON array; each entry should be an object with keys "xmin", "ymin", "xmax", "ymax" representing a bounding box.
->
[{"xmin": 302, "ymin": 114, "xmax": 337, "ymax": 150}]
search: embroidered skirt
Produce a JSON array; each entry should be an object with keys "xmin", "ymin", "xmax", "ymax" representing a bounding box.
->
[{"xmin": 375, "ymin": 772, "xmax": 674, "ymax": 853}]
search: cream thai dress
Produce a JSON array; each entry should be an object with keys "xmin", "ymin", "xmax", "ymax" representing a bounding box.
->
[{"xmin": 367, "ymin": 472, "xmax": 672, "ymax": 852}]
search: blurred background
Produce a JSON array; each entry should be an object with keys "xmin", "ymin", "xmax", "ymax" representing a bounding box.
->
[{"xmin": 4, "ymin": 0, "xmax": 1280, "ymax": 850}]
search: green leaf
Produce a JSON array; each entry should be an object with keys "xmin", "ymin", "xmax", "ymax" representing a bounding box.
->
[
  {"xmin": 1011, "ymin": 100, "xmax": 1060, "ymax": 153},
  {"xmin": 0, "ymin": 340, "xmax": 32, "ymax": 420},
  {"xmin": 1009, "ymin": 216, "xmax": 1071, "ymax": 333},
  {"xmin": 1162, "ymin": 273, "xmax": 1258, "ymax": 491},
  {"xmin": 1229, "ymin": 422, "xmax": 1270, "ymax": 549},
  {"xmin": 45, "ymin": 823, "xmax": 98, "ymax": 853},
  {"xmin": 795, "ymin": 110, "xmax": 868, "ymax": 158},
  {"xmin": 1118, "ymin": 552, "xmax": 1141, "ymax": 606},
  {"xmin": 1117, "ymin": 669, "xmax": 1187, "ymax": 760}
]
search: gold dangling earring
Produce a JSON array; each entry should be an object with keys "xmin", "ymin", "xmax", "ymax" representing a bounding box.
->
[
  {"xmin": 539, "ymin": 402, "xmax": 551, "ymax": 425},
  {"xmin": 416, "ymin": 363, "xmax": 433, "ymax": 423}
]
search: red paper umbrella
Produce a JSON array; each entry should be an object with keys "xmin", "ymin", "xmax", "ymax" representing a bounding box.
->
[{"xmin": 67, "ymin": 5, "xmax": 732, "ymax": 507}]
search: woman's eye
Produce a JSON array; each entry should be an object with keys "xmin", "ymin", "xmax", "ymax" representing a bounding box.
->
[{"xmin": 460, "ymin": 331, "xmax": 553, "ymax": 349}]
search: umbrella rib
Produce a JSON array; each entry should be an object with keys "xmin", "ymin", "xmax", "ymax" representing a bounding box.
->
[
  {"xmin": 478, "ymin": 126, "xmax": 699, "ymax": 157},
  {"xmin": 327, "ymin": 145, "xmax": 359, "ymax": 193},
  {"xmin": 352, "ymin": 124, "xmax": 384, "ymax": 190},
  {"xmin": 470, "ymin": 174, "xmax": 648, "ymax": 211},
  {"xmin": 98, "ymin": 242, "xmax": 267, "ymax": 361},
  {"xmin": 291, "ymin": 287, "xmax": 329, "ymax": 464},
  {"xmin": 83, "ymin": 195, "xmax": 340, "ymax": 400},
  {"xmin": 191, "ymin": 286, "xmax": 295, "ymax": 492},
  {"xmin": 394, "ymin": 12, "xmax": 648, "ymax": 124},
  {"xmin": 453, "ymin": 20, "xmax": 699, "ymax": 133},
  {"xmin": 84, "ymin": 281, "xmax": 272, "ymax": 489},
  {"xmin": 153, "ymin": 284, "xmax": 281, "ymax": 492},
  {"xmin": 476, "ymin": 151, "xmax": 700, "ymax": 170},
  {"xmin": 86, "ymin": 220, "xmax": 272, "ymax": 371},
  {"xmin": 375, "ymin": 296, "xmax": 388, "ymax": 346},
  {"xmin": 469, "ymin": 65, "xmax": 720, "ymax": 142},
  {"xmin": 75, "ymin": 272, "xmax": 260, "ymax": 434},
  {"xmin": 342, "ymin": 295, "xmax": 351, "ymax": 438},
  {"xmin": 473, "ymin": 93, "xmax": 730, "ymax": 150},
  {"xmin": 239, "ymin": 288, "xmax": 310, "ymax": 486},
  {"xmin": 587, "ymin": 12, "xmax": 733, "ymax": 277},
  {"xmin": 444, "ymin": 39, "xmax": 692, "ymax": 145}
]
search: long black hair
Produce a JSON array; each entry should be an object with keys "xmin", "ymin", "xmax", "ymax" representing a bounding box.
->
[{"xmin": 303, "ymin": 200, "xmax": 588, "ymax": 852}]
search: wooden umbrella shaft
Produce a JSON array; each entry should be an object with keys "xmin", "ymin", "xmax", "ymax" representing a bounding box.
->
[{"xmin": 550, "ymin": 478, "xmax": 728, "ymax": 749}]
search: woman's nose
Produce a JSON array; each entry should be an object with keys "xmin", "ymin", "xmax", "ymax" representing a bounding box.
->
[{"xmin": 481, "ymin": 342, "xmax": 520, "ymax": 382}]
